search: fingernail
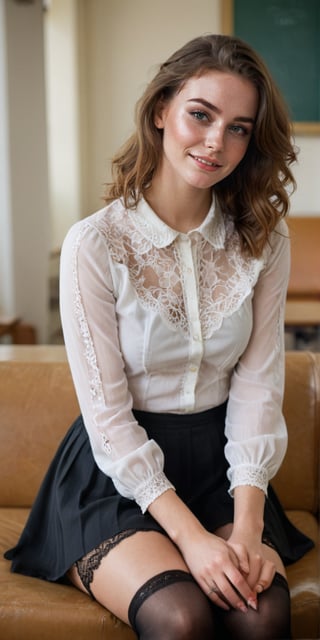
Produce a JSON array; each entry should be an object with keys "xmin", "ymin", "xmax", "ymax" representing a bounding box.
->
[
  {"xmin": 248, "ymin": 597, "xmax": 258, "ymax": 611},
  {"xmin": 238, "ymin": 602, "xmax": 248, "ymax": 613}
]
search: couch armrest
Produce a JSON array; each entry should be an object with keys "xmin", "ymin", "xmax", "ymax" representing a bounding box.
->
[{"xmin": 273, "ymin": 351, "xmax": 320, "ymax": 514}]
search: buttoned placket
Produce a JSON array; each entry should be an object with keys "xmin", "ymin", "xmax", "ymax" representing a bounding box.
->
[{"xmin": 177, "ymin": 234, "xmax": 204, "ymax": 411}]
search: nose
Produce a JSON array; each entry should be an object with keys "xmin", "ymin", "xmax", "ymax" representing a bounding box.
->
[{"xmin": 205, "ymin": 124, "xmax": 224, "ymax": 152}]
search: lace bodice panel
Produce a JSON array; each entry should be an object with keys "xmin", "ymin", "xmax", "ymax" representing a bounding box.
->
[{"xmin": 96, "ymin": 199, "xmax": 263, "ymax": 340}]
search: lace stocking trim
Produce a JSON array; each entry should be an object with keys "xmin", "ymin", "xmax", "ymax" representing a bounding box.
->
[
  {"xmin": 128, "ymin": 569, "xmax": 195, "ymax": 631},
  {"xmin": 75, "ymin": 529, "xmax": 137, "ymax": 597}
]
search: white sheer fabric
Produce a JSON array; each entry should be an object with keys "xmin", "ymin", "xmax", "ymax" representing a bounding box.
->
[{"xmin": 60, "ymin": 197, "xmax": 289, "ymax": 512}]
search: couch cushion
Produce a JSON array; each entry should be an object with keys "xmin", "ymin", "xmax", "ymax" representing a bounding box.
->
[
  {"xmin": 286, "ymin": 510, "xmax": 320, "ymax": 639},
  {"xmin": 0, "ymin": 362, "xmax": 79, "ymax": 507},
  {"xmin": 0, "ymin": 508, "xmax": 135, "ymax": 640}
]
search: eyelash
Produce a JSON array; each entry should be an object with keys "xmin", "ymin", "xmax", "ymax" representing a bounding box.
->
[
  {"xmin": 229, "ymin": 124, "xmax": 249, "ymax": 137},
  {"xmin": 190, "ymin": 110, "xmax": 209, "ymax": 122},
  {"xmin": 190, "ymin": 110, "xmax": 250, "ymax": 137}
]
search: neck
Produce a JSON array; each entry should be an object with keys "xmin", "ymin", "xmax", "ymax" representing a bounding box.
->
[{"xmin": 145, "ymin": 179, "xmax": 212, "ymax": 233}]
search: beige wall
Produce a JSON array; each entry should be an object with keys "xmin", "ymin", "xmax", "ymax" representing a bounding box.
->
[
  {"xmin": 0, "ymin": 0, "xmax": 50, "ymax": 341},
  {"xmin": 46, "ymin": 0, "xmax": 320, "ymax": 249},
  {"xmin": 83, "ymin": 0, "xmax": 221, "ymax": 214},
  {"xmin": 290, "ymin": 136, "xmax": 320, "ymax": 212},
  {"xmin": 44, "ymin": 0, "xmax": 82, "ymax": 251}
]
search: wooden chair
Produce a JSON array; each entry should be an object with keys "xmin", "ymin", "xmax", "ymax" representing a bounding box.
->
[{"xmin": 0, "ymin": 316, "xmax": 37, "ymax": 344}]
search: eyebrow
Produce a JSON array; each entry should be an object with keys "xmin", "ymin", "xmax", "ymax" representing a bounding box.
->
[{"xmin": 187, "ymin": 98, "xmax": 256, "ymax": 123}]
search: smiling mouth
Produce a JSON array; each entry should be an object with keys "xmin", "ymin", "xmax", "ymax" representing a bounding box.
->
[{"xmin": 191, "ymin": 154, "xmax": 221, "ymax": 168}]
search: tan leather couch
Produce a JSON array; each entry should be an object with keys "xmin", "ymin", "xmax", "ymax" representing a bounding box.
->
[
  {"xmin": 0, "ymin": 347, "xmax": 319, "ymax": 639},
  {"xmin": 285, "ymin": 217, "xmax": 320, "ymax": 345},
  {"xmin": 287, "ymin": 216, "xmax": 320, "ymax": 300}
]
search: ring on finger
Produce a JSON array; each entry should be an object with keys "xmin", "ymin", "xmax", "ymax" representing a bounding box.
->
[{"xmin": 208, "ymin": 582, "xmax": 220, "ymax": 596}]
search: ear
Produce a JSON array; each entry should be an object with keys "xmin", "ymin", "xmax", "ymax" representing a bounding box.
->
[{"xmin": 154, "ymin": 98, "xmax": 167, "ymax": 129}]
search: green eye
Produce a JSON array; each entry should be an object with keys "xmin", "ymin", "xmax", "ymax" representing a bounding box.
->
[
  {"xmin": 191, "ymin": 110, "xmax": 209, "ymax": 121},
  {"xmin": 230, "ymin": 124, "xmax": 248, "ymax": 136}
]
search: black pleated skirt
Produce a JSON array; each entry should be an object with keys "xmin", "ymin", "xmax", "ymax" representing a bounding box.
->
[{"xmin": 5, "ymin": 403, "xmax": 314, "ymax": 582}]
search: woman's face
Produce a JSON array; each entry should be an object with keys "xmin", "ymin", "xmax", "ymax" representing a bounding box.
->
[{"xmin": 154, "ymin": 70, "xmax": 258, "ymax": 193}]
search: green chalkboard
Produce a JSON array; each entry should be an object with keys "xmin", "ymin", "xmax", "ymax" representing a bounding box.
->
[{"xmin": 231, "ymin": 0, "xmax": 320, "ymax": 124}]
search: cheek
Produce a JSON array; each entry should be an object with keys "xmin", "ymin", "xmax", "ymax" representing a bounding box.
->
[
  {"xmin": 164, "ymin": 116, "xmax": 196, "ymax": 147},
  {"xmin": 230, "ymin": 140, "xmax": 250, "ymax": 166}
]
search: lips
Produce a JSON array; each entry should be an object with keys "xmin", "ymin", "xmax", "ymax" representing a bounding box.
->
[{"xmin": 190, "ymin": 154, "xmax": 222, "ymax": 169}]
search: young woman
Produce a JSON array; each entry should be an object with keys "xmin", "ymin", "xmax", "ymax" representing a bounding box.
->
[{"xmin": 6, "ymin": 34, "xmax": 313, "ymax": 639}]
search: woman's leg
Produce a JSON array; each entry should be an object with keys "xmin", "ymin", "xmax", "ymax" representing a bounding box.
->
[
  {"xmin": 68, "ymin": 530, "xmax": 216, "ymax": 640},
  {"xmin": 216, "ymin": 571, "xmax": 291, "ymax": 640},
  {"xmin": 214, "ymin": 524, "xmax": 292, "ymax": 639}
]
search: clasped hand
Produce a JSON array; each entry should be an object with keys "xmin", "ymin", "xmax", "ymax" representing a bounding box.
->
[{"xmin": 182, "ymin": 530, "xmax": 276, "ymax": 613}]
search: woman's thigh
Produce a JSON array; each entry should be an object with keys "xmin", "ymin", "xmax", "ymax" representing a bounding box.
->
[{"xmin": 68, "ymin": 530, "xmax": 189, "ymax": 624}]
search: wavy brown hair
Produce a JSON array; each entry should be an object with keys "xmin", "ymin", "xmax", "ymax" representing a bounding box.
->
[{"xmin": 105, "ymin": 34, "xmax": 297, "ymax": 257}]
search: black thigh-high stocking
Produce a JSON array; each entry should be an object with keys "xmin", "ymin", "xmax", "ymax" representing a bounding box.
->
[
  {"xmin": 128, "ymin": 569, "xmax": 216, "ymax": 640},
  {"xmin": 216, "ymin": 572, "xmax": 292, "ymax": 640}
]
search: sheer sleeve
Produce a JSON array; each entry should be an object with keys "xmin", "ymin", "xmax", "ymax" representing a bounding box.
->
[
  {"xmin": 225, "ymin": 220, "xmax": 290, "ymax": 495},
  {"xmin": 59, "ymin": 219, "xmax": 174, "ymax": 513}
]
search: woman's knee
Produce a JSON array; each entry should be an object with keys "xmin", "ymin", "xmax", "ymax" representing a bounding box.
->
[
  {"xmin": 219, "ymin": 572, "xmax": 291, "ymax": 640},
  {"xmin": 164, "ymin": 602, "xmax": 215, "ymax": 639},
  {"xmin": 129, "ymin": 570, "xmax": 216, "ymax": 639}
]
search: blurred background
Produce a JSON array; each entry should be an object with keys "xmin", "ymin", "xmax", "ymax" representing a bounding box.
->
[{"xmin": 0, "ymin": 0, "xmax": 319, "ymax": 348}]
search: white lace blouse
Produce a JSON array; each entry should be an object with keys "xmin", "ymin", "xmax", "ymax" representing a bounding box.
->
[{"xmin": 60, "ymin": 196, "xmax": 290, "ymax": 513}]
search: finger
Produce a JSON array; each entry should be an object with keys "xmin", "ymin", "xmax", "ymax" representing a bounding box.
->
[
  {"xmin": 228, "ymin": 547, "xmax": 241, "ymax": 569},
  {"xmin": 206, "ymin": 584, "xmax": 230, "ymax": 610},
  {"xmin": 234, "ymin": 545, "xmax": 250, "ymax": 575},
  {"xmin": 255, "ymin": 561, "xmax": 276, "ymax": 594},
  {"xmin": 245, "ymin": 552, "xmax": 264, "ymax": 589},
  {"xmin": 213, "ymin": 572, "xmax": 253, "ymax": 613}
]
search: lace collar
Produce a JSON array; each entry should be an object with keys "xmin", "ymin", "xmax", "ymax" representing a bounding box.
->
[{"xmin": 128, "ymin": 197, "xmax": 227, "ymax": 250}]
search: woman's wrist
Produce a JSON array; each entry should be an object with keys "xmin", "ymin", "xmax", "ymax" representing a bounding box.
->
[
  {"xmin": 232, "ymin": 516, "xmax": 264, "ymax": 540},
  {"xmin": 148, "ymin": 488, "xmax": 206, "ymax": 549},
  {"xmin": 232, "ymin": 485, "xmax": 265, "ymax": 536}
]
